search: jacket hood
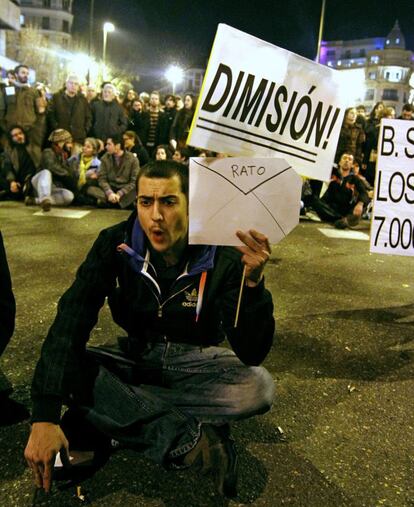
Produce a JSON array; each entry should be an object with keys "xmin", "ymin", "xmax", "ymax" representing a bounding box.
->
[{"xmin": 118, "ymin": 211, "xmax": 216, "ymax": 277}]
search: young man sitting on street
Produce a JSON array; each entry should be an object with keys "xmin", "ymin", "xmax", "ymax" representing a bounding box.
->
[
  {"xmin": 24, "ymin": 160, "xmax": 275, "ymax": 498},
  {"xmin": 310, "ymin": 152, "xmax": 371, "ymax": 229}
]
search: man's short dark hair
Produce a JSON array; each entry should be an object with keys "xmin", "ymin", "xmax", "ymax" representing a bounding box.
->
[
  {"xmin": 164, "ymin": 94, "xmax": 176, "ymax": 104},
  {"xmin": 137, "ymin": 160, "xmax": 189, "ymax": 196},
  {"xmin": 402, "ymin": 103, "xmax": 413, "ymax": 113},
  {"xmin": 14, "ymin": 64, "xmax": 29, "ymax": 74},
  {"xmin": 107, "ymin": 134, "xmax": 124, "ymax": 150}
]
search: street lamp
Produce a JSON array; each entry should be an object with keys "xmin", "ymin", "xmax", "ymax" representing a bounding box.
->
[
  {"xmin": 165, "ymin": 65, "xmax": 184, "ymax": 94},
  {"xmin": 102, "ymin": 21, "xmax": 115, "ymax": 68}
]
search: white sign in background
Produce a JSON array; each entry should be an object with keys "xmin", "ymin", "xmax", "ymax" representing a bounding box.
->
[
  {"xmin": 189, "ymin": 157, "xmax": 302, "ymax": 246},
  {"xmin": 188, "ymin": 24, "xmax": 351, "ymax": 181},
  {"xmin": 370, "ymin": 119, "xmax": 414, "ymax": 257}
]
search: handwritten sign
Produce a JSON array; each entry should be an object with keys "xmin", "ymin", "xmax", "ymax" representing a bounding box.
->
[
  {"xmin": 188, "ymin": 24, "xmax": 350, "ymax": 181},
  {"xmin": 189, "ymin": 157, "xmax": 302, "ymax": 246},
  {"xmin": 370, "ymin": 119, "xmax": 414, "ymax": 257}
]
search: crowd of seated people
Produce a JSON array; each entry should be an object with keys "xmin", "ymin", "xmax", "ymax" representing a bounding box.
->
[
  {"xmin": 302, "ymin": 101, "xmax": 412, "ymax": 228},
  {"xmin": 1, "ymin": 63, "xmax": 413, "ymax": 220},
  {"xmin": 0, "ymin": 64, "xmax": 213, "ymax": 212}
]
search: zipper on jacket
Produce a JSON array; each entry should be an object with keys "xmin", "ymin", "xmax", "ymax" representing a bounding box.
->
[{"xmin": 157, "ymin": 282, "xmax": 193, "ymax": 318}]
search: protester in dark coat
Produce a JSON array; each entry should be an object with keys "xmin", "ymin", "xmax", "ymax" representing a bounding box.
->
[
  {"xmin": 91, "ymin": 84, "xmax": 128, "ymax": 142},
  {"xmin": 47, "ymin": 75, "xmax": 92, "ymax": 144},
  {"xmin": 128, "ymin": 99, "xmax": 150, "ymax": 145},
  {"xmin": 170, "ymin": 94, "xmax": 196, "ymax": 149}
]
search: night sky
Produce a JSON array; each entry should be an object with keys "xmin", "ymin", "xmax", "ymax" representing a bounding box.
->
[{"xmin": 72, "ymin": 0, "xmax": 414, "ymax": 88}]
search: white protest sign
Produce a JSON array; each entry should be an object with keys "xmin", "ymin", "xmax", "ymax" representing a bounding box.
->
[
  {"xmin": 189, "ymin": 157, "xmax": 301, "ymax": 246},
  {"xmin": 370, "ymin": 119, "xmax": 414, "ymax": 257},
  {"xmin": 188, "ymin": 24, "xmax": 350, "ymax": 181}
]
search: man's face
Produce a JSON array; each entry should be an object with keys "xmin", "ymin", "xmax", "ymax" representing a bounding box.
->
[
  {"xmin": 150, "ymin": 93, "xmax": 160, "ymax": 108},
  {"xmin": 102, "ymin": 86, "xmax": 115, "ymax": 102},
  {"xmin": 66, "ymin": 78, "xmax": 79, "ymax": 96},
  {"xmin": 165, "ymin": 97, "xmax": 175, "ymax": 109},
  {"xmin": 10, "ymin": 128, "xmax": 25, "ymax": 145},
  {"xmin": 16, "ymin": 67, "xmax": 29, "ymax": 84},
  {"xmin": 402, "ymin": 109, "xmax": 413, "ymax": 120},
  {"xmin": 137, "ymin": 175, "xmax": 188, "ymax": 259},
  {"xmin": 106, "ymin": 139, "xmax": 116, "ymax": 154},
  {"xmin": 339, "ymin": 153, "xmax": 354, "ymax": 172},
  {"xmin": 87, "ymin": 87, "xmax": 96, "ymax": 101}
]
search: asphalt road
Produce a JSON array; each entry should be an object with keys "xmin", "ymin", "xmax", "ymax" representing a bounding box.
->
[{"xmin": 0, "ymin": 202, "xmax": 413, "ymax": 507}]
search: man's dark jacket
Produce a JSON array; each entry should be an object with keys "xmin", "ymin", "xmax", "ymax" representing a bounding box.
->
[
  {"xmin": 0, "ymin": 231, "xmax": 16, "ymax": 356},
  {"xmin": 31, "ymin": 213, "xmax": 275, "ymax": 423},
  {"xmin": 47, "ymin": 91, "xmax": 92, "ymax": 143},
  {"xmin": 91, "ymin": 100, "xmax": 128, "ymax": 141}
]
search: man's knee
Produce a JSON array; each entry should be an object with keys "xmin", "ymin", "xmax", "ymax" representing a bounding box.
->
[{"xmin": 228, "ymin": 366, "xmax": 275, "ymax": 418}]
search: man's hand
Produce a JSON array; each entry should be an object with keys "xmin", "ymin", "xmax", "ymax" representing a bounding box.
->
[
  {"xmin": 108, "ymin": 192, "xmax": 120, "ymax": 204},
  {"xmin": 353, "ymin": 202, "xmax": 364, "ymax": 217},
  {"xmin": 10, "ymin": 181, "xmax": 20, "ymax": 193},
  {"xmin": 24, "ymin": 422, "xmax": 69, "ymax": 493},
  {"xmin": 235, "ymin": 229, "xmax": 271, "ymax": 287}
]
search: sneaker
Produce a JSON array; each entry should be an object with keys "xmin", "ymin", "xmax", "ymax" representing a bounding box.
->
[
  {"xmin": 24, "ymin": 196, "xmax": 36, "ymax": 206},
  {"xmin": 334, "ymin": 218, "xmax": 348, "ymax": 229},
  {"xmin": 182, "ymin": 424, "xmax": 238, "ymax": 497},
  {"xmin": 40, "ymin": 199, "xmax": 52, "ymax": 212}
]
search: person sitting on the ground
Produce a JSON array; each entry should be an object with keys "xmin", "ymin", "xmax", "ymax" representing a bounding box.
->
[
  {"xmin": 95, "ymin": 134, "xmax": 140, "ymax": 208},
  {"xmin": 68, "ymin": 137, "xmax": 101, "ymax": 205},
  {"xmin": 0, "ymin": 230, "xmax": 30, "ymax": 426},
  {"xmin": 26, "ymin": 129, "xmax": 75, "ymax": 212},
  {"xmin": 311, "ymin": 152, "xmax": 371, "ymax": 229},
  {"xmin": 154, "ymin": 144, "xmax": 172, "ymax": 161},
  {"xmin": 24, "ymin": 160, "xmax": 275, "ymax": 498},
  {"xmin": 122, "ymin": 130, "xmax": 149, "ymax": 167},
  {"xmin": 0, "ymin": 126, "xmax": 37, "ymax": 201}
]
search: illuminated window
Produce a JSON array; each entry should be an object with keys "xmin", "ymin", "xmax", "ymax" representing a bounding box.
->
[
  {"xmin": 369, "ymin": 72, "xmax": 377, "ymax": 79},
  {"xmin": 371, "ymin": 56, "xmax": 379, "ymax": 64},
  {"xmin": 386, "ymin": 39, "xmax": 390, "ymax": 45},
  {"xmin": 396, "ymin": 38, "xmax": 400, "ymax": 44},
  {"xmin": 382, "ymin": 89, "xmax": 398, "ymax": 101}
]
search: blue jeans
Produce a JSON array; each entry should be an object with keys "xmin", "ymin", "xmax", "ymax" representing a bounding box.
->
[
  {"xmin": 81, "ymin": 342, "xmax": 275, "ymax": 466},
  {"xmin": 31, "ymin": 170, "xmax": 74, "ymax": 205}
]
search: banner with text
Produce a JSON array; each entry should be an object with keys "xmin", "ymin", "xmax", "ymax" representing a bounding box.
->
[
  {"xmin": 188, "ymin": 24, "xmax": 350, "ymax": 181},
  {"xmin": 370, "ymin": 119, "xmax": 414, "ymax": 257}
]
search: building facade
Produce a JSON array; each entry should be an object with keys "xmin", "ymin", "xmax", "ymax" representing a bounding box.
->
[
  {"xmin": 319, "ymin": 21, "xmax": 414, "ymax": 113},
  {"xmin": 183, "ymin": 68, "xmax": 205, "ymax": 95},
  {"xmin": 0, "ymin": 0, "xmax": 21, "ymax": 59},
  {"xmin": 20, "ymin": 0, "xmax": 73, "ymax": 48}
]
